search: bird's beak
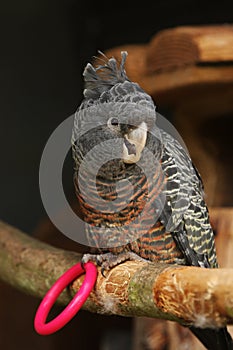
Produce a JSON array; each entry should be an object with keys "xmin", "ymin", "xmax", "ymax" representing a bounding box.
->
[{"xmin": 123, "ymin": 122, "xmax": 148, "ymax": 164}]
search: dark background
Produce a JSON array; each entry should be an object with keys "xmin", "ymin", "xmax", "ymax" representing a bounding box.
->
[{"xmin": 0, "ymin": 1, "xmax": 232, "ymax": 349}]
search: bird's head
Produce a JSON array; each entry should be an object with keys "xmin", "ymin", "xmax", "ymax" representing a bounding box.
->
[{"xmin": 72, "ymin": 52, "xmax": 157, "ymax": 173}]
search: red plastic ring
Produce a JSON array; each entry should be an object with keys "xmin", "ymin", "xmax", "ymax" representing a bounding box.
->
[{"xmin": 34, "ymin": 261, "xmax": 97, "ymax": 335}]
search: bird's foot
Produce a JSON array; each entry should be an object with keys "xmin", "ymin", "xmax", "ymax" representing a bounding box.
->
[{"xmin": 81, "ymin": 251, "xmax": 147, "ymax": 276}]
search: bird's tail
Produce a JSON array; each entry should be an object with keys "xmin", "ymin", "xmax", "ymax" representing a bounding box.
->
[{"xmin": 190, "ymin": 326, "xmax": 233, "ymax": 349}]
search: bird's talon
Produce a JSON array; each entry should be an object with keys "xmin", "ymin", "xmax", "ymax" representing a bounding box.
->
[
  {"xmin": 80, "ymin": 260, "xmax": 85, "ymax": 270},
  {"xmin": 101, "ymin": 267, "xmax": 107, "ymax": 277}
]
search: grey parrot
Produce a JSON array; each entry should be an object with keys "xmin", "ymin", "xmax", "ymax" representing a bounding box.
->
[{"xmin": 72, "ymin": 51, "xmax": 233, "ymax": 350}]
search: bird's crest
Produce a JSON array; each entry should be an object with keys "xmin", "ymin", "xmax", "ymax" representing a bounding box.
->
[{"xmin": 83, "ymin": 51, "xmax": 129, "ymax": 99}]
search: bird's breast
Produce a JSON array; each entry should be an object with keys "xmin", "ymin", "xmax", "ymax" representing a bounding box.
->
[{"xmin": 75, "ymin": 160, "xmax": 166, "ymax": 231}]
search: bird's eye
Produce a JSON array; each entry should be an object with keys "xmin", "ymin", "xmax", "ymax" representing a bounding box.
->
[
  {"xmin": 107, "ymin": 117, "xmax": 119, "ymax": 129},
  {"xmin": 110, "ymin": 117, "xmax": 119, "ymax": 126}
]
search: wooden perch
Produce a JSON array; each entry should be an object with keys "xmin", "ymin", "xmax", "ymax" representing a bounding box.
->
[{"xmin": 0, "ymin": 220, "xmax": 233, "ymax": 329}]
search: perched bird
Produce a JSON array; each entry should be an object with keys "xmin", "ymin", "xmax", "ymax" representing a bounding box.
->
[{"xmin": 72, "ymin": 51, "xmax": 233, "ymax": 349}]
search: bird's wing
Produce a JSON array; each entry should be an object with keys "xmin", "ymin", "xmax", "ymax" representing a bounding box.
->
[{"xmin": 158, "ymin": 129, "xmax": 218, "ymax": 267}]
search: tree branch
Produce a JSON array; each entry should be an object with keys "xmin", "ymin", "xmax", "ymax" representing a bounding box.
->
[{"xmin": 0, "ymin": 220, "xmax": 233, "ymax": 328}]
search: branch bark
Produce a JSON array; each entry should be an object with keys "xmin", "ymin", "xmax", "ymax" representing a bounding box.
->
[{"xmin": 0, "ymin": 220, "xmax": 233, "ymax": 328}]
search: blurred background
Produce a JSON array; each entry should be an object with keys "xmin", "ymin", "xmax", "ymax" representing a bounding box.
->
[{"xmin": 0, "ymin": 0, "xmax": 233, "ymax": 349}]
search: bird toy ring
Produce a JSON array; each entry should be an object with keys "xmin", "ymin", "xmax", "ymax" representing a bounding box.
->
[{"xmin": 34, "ymin": 261, "xmax": 97, "ymax": 335}]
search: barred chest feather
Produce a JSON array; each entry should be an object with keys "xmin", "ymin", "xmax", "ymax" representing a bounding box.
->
[{"xmin": 74, "ymin": 155, "xmax": 184, "ymax": 264}]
